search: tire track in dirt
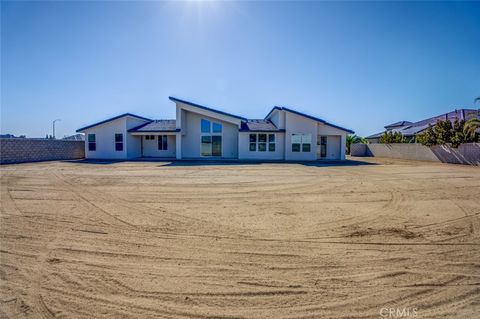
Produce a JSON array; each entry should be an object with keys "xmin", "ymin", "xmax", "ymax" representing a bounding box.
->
[{"xmin": 1, "ymin": 159, "xmax": 479, "ymax": 318}]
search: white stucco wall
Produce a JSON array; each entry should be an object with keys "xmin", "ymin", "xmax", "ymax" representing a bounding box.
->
[
  {"xmin": 126, "ymin": 117, "xmax": 148, "ymax": 159},
  {"xmin": 82, "ymin": 116, "xmax": 149, "ymax": 159},
  {"xmin": 323, "ymin": 135, "xmax": 341, "ymax": 160},
  {"xmin": 141, "ymin": 135, "xmax": 176, "ymax": 157},
  {"xmin": 269, "ymin": 110, "xmax": 286, "ymax": 129},
  {"xmin": 180, "ymin": 110, "xmax": 239, "ymax": 159},
  {"xmin": 83, "ymin": 117, "xmax": 127, "ymax": 159},
  {"xmin": 284, "ymin": 111, "xmax": 318, "ymax": 161},
  {"xmin": 238, "ymin": 132, "xmax": 285, "ymax": 160},
  {"xmin": 81, "ymin": 104, "xmax": 349, "ymax": 161},
  {"xmin": 317, "ymin": 123, "xmax": 347, "ymax": 160}
]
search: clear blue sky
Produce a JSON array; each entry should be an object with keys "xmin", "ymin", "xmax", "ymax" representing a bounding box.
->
[{"xmin": 2, "ymin": 1, "xmax": 479, "ymax": 138}]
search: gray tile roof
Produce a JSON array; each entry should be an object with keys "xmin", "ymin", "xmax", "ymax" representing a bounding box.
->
[
  {"xmin": 384, "ymin": 121, "xmax": 412, "ymax": 129},
  {"xmin": 240, "ymin": 120, "xmax": 283, "ymax": 132},
  {"xmin": 128, "ymin": 120, "xmax": 177, "ymax": 132},
  {"xmin": 365, "ymin": 132, "xmax": 384, "ymax": 139},
  {"xmin": 369, "ymin": 109, "xmax": 480, "ymax": 138},
  {"xmin": 396, "ymin": 109, "xmax": 479, "ymax": 136}
]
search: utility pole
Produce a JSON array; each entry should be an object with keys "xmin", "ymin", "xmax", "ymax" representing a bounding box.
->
[{"xmin": 52, "ymin": 119, "xmax": 61, "ymax": 139}]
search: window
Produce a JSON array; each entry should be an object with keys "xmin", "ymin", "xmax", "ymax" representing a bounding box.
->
[
  {"xmin": 201, "ymin": 119, "xmax": 211, "ymax": 133},
  {"xmin": 145, "ymin": 135, "xmax": 155, "ymax": 140},
  {"xmin": 268, "ymin": 134, "xmax": 275, "ymax": 152},
  {"xmin": 249, "ymin": 133, "xmax": 276, "ymax": 152},
  {"xmin": 212, "ymin": 122, "xmax": 222, "ymax": 133},
  {"xmin": 291, "ymin": 134, "xmax": 301, "ymax": 152},
  {"xmin": 249, "ymin": 134, "xmax": 256, "ymax": 151},
  {"xmin": 115, "ymin": 134, "xmax": 123, "ymax": 151},
  {"xmin": 302, "ymin": 134, "xmax": 312, "ymax": 152},
  {"xmin": 88, "ymin": 134, "xmax": 96, "ymax": 151},
  {"xmin": 292, "ymin": 133, "xmax": 311, "ymax": 152},
  {"xmin": 201, "ymin": 119, "xmax": 222, "ymax": 133},
  {"xmin": 158, "ymin": 135, "xmax": 168, "ymax": 150},
  {"xmin": 258, "ymin": 134, "xmax": 267, "ymax": 152},
  {"xmin": 201, "ymin": 119, "xmax": 222, "ymax": 156}
]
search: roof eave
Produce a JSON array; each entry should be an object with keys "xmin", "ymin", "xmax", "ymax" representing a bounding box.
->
[
  {"xmin": 273, "ymin": 106, "xmax": 354, "ymax": 134},
  {"xmin": 169, "ymin": 96, "xmax": 247, "ymax": 121},
  {"xmin": 323, "ymin": 122, "xmax": 355, "ymax": 134},
  {"xmin": 264, "ymin": 106, "xmax": 283, "ymax": 120},
  {"xmin": 76, "ymin": 113, "xmax": 152, "ymax": 132}
]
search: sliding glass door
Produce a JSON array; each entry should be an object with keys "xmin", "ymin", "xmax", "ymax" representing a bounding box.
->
[
  {"xmin": 200, "ymin": 119, "xmax": 222, "ymax": 157},
  {"xmin": 212, "ymin": 136, "xmax": 222, "ymax": 156},
  {"xmin": 201, "ymin": 135, "xmax": 222, "ymax": 157}
]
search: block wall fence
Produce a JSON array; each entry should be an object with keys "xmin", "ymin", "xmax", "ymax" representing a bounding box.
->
[
  {"xmin": 350, "ymin": 143, "xmax": 480, "ymax": 165},
  {"xmin": 0, "ymin": 139, "xmax": 85, "ymax": 164}
]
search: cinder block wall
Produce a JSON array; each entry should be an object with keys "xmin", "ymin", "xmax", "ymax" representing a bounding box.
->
[
  {"xmin": 350, "ymin": 143, "xmax": 480, "ymax": 165},
  {"xmin": 431, "ymin": 143, "xmax": 480, "ymax": 165},
  {"xmin": 0, "ymin": 139, "xmax": 85, "ymax": 164},
  {"xmin": 350, "ymin": 144, "xmax": 367, "ymax": 156},
  {"xmin": 365, "ymin": 143, "xmax": 440, "ymax": 162}
]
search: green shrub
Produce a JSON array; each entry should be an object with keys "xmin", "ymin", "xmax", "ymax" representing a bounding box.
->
[
  {"xmin": 416, "ymin": 118, "xmax": 478, "ymax": 148},
  {"xmin": 379, "ymin": 131, "xmax": 406, "ymax": 144}
]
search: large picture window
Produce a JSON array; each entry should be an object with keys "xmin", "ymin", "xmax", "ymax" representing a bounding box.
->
[
  {"xmin": 292, "ymin": 133, "xmax": 311, "ymax": 152},
  {"xmin": 201, "ymin": 119, "xmax": 222, "ymax": 156},
  {"xmin": 88, "ymin": 134, "xmax": 96, "ymax": 151},
  {"xmin": 249, "ymin": 133, "xmax": 275, "ymax": 152},
  {"xmin": 158, "ymin": 135, "xmax": 168, "ymax": 150},
  {"xmin": 115, "ymin": 133, "xmax": 123, "ymax": 151}
]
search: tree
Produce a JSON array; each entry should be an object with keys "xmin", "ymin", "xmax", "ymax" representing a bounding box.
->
[
  {"xmin": 416, "ymin": 118, "xmax": 478, "ymax": 147},
  {"xmin": 433, "ymin": 119, "xmax": 453, "ymax": 144},
  {"xmin": 450, "ymin": 119, "xmax": 466, "ymax": 147},
  {"xmin": 464, "ymin": 118, "xmax": 480, "ymax": 142},
  {"xmin": 379, "ymin": 131, "xmax": 406, "ymax": 144},
  {"xmin": 346, "ymin": 135, "xmax": 366, "ymax": 154},
  {"xmin": 416, "ymin": 125, "xmax": 436, "ymax": 146}
]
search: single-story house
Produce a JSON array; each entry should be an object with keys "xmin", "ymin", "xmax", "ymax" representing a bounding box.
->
[
  {"xmin": 366, "ymin": 109, "xmax": 480, "ymax": 143},
  {"xmin": 76, "ymin": 97, "xmax": 354, "ymax": 161}
]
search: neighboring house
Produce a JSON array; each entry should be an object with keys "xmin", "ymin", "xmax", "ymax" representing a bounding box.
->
[
  {"xmin": 76, "ymin": 97, "xmax": 354, "ymax": 161},
  {"xmin": 366, "ymin": 109, "xmax": 480, "ymax": 143}
]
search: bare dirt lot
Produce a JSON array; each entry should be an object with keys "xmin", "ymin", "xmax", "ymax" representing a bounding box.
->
[{"xmin": 1, "ymin": 157, "xmax": 479, "ymax": 318}]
